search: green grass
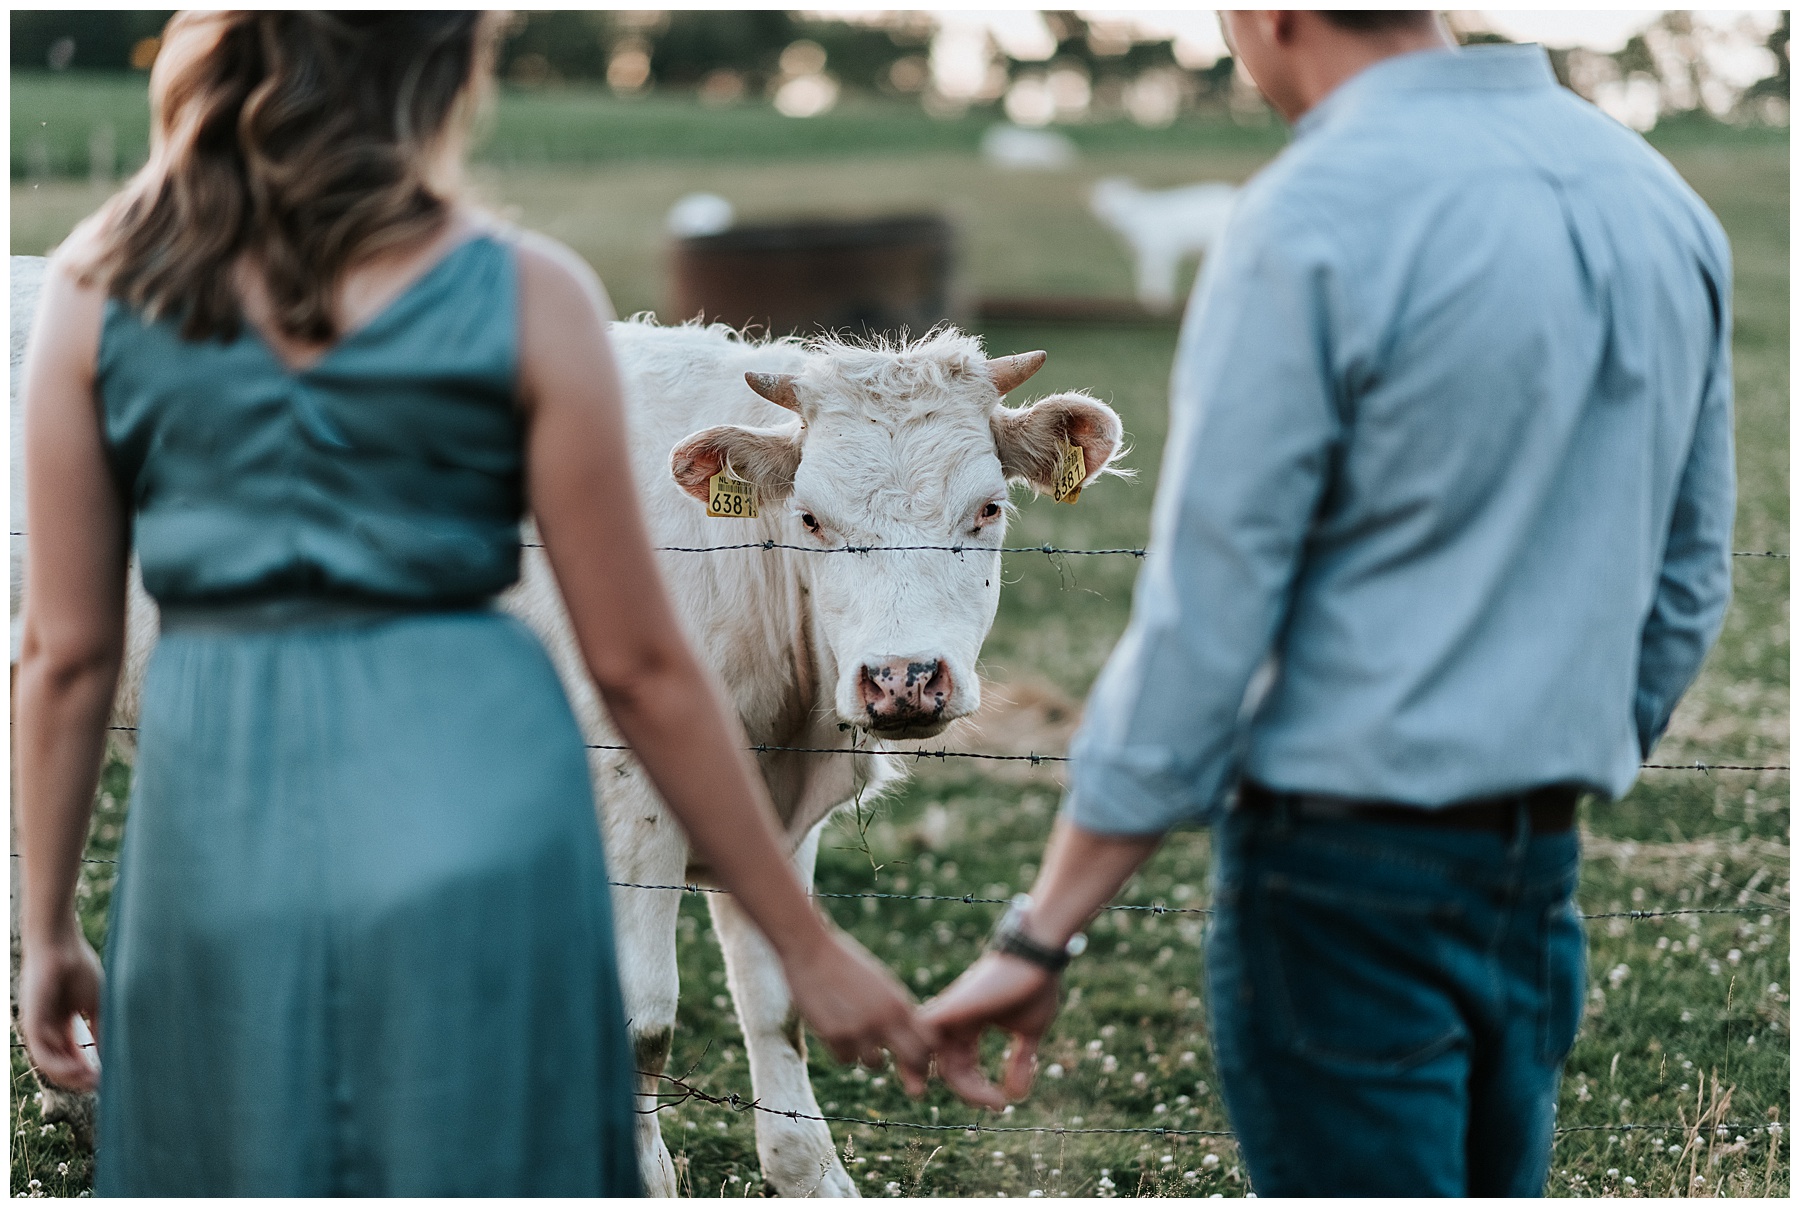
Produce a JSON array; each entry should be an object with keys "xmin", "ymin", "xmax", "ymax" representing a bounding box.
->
[{"xmin": 9, "ymin": 89, "xmax": 1787, "ymax": 1196}]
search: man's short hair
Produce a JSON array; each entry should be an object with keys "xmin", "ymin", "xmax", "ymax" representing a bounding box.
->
[{"xmin": 1320, "ymin": 11, "xmax": 1439, "ymax": 34}]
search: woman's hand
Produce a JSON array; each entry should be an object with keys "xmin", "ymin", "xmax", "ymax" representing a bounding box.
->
[
  {"xmin": 779, "ymin": 927, "xmax": 937, "ymax": 1097},
  {"xmin": 921, "ymin": 953, "xmax": 1062, "ymax": 1109},
  {"xmin": 19, "ymin": 926, "xmax": 104, "ymax": 1092}
]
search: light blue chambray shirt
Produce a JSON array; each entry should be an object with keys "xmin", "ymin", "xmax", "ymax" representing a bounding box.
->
[{"xmin": 1064, "ymin": 44, "xmax": 1735, "ymax": 836}]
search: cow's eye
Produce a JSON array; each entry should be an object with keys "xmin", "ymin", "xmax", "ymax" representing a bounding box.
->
[
  {"xmin": 800, "ymin": 512, "xmax": 822, "ymax": 534},
  {"xmin": 981, "ymin": 502, "xmax": 1002, "ymax": 520}
]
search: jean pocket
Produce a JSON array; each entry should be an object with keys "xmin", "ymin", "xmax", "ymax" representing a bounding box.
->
[
  {"xmin": 1539, "ymin": 897, "xmax": 1587, "ymax": 1064},
  {"xmin": 1258, "ymin": 872, "xmax": 1467, "ymax": 1075}
]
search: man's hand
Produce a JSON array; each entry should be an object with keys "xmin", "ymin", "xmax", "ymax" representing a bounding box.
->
[{"xmin": 921, "ymin": 953, "xmax": 1062, "ymax": 1109}]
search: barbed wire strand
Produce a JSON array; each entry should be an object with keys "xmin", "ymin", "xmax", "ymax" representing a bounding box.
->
[
  {"xmin": 93, "ymin": 727, "xmax": 1787, "ymax": 772},
  {"xmin": 10, "ymin": 532, "xmax": 1789, "ymax": 561},
  {"xmin": 7, "ymin": 1045, "xmax": 1773, "ymax": 1148},
  {"xmin": 15, "ymin": 855, "xmax": 1783, "ymax": 923},
  {"xmin": 641, "ymin": 1071, "xmax": 1776, "ymax": 1142}
]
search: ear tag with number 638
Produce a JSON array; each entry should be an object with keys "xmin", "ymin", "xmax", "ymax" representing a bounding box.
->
[
  {"xmin": 1053, "ymin": 437, "xmax": 1086, "ymax": 504},
  {"xmin": 707, "ymin": 471, "xmax": 759, "ymax": 519}
]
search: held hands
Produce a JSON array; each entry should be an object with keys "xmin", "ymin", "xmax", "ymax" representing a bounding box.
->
[
  {"xmin": 19, "ymin": 926, "xmax": 103, "ymax": 1093},
  {"xmin": 921, "ymin": 953, "xmax": 1062, "ymax": 1109}
]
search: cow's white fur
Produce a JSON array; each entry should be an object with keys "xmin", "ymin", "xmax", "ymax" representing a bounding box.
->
[{"xmin": 9, "ymin": 257, "xmax": 1123, "ymax": 1196}]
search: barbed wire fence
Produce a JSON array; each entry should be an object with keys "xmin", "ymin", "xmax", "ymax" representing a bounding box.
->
[{"xmin": 8, "ymin": 538, "xmax": 1790, "ymax": 1180}]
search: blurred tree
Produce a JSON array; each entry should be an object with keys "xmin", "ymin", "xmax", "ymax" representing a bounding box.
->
[
  {"xmin": 1742, "ymin": 10, "xmax": 1788, "ymax": 119},
  {"xmin": 494, "ymin": 10, "xmax": 912, "ymax": 95},
  {"xmin": 11, "ymin": 10, "xmax": 172, "ymax": 71}
]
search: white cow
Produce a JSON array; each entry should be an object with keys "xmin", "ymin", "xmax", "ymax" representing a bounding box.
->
[
  {"xmin": 10, "ymin": 256, "xmax": 1124, "ymax": 1196},
  {"xmin": 1090, "ymin": 176, "xmax": 1239, "ymax": 313}
]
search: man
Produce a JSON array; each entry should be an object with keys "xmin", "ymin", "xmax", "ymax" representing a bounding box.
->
[{"xmin": 923, "ymin": 11, "xmax": 1734, "ymax": 1196}]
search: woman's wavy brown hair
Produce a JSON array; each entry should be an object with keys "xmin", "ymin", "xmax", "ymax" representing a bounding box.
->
[{"xmin": 89, "ymin": 10, "xmax": 501, "ymax": 343}]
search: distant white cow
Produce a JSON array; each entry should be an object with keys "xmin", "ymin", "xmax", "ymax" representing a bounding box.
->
[
  {"xmin": 1090, "ymin": 176, "xmax": 1239, "ymax": 313},
  {"xmin": 11, "ymin": 256, "xmax": 1124, "ymax": 1197}
]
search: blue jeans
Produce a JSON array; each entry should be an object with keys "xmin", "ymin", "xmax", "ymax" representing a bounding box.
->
[{"xmin": 1204, "ymin": 794, "xmax": 1586, "ymax": 1196}]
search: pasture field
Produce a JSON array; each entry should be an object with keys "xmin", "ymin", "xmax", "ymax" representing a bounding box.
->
[{"xmin": 10, "ymin": 82, "xmax": 1789, "ymax": 1197}]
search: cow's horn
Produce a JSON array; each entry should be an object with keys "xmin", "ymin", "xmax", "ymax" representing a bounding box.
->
[
  {"xmin": 987, "ymin": 350, "xmax": 1048, "ymax": 395},
  {"xmin": 745, "ymin": 372, "xmax": 802, "ymax": 413}
]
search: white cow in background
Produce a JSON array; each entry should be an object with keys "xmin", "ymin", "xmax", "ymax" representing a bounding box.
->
[
  {"xmin": 1090, "ymin": 176, "xmax": 1239, "ymax": 313},
  {"xmin": 10, "ymin": 255, "xmax": 1125, "ymax": 1197}
]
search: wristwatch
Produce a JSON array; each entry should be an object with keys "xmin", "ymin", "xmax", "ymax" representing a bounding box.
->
[{"xmin": 987, "ymin": 894, "xmax": 1088, "ymax": 973}]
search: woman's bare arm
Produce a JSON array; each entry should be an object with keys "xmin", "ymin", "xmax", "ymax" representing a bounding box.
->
[
  {"xmin": 513, "ymin": 235, "xmax": 935, "ymax": 1088},
  {"xmin": 16, "ymin": 239, "xmax": 130, "ymax": 1091}
]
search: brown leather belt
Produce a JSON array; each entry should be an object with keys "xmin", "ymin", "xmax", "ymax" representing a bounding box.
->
[{"xmin": 1239, "ymin": 781, "xmax": 1580, "ymax": 834}]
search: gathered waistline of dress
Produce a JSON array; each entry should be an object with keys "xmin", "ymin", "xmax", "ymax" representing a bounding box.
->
[{"xmin": 157, "ymin": 595, "xmax": 497, "ymax": 634}]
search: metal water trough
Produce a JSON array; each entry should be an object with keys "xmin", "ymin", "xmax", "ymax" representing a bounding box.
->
[{"xmin": 668, "ymin": 214, "xmax": 959, "ymax": 341}]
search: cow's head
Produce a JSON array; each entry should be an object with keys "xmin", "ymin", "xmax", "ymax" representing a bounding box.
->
[{"xmin": 670, "ymin": 329, "xmax": 1122, "ymax": 740}]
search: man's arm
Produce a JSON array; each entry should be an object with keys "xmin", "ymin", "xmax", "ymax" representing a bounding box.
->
[
  {"xmin": 1633, "ymin": 272, "xmax": 1735, "ymax": 756},
  {"xmin": 1064, "ymin": 197, "xmax": 1346, "ymax": 835},
  {"xmin": 924, "ymin": 198, "xmax": 1349, "ymax": 1105}
]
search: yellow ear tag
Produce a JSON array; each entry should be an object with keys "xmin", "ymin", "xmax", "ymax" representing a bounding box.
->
[
  {"xmin": 1052, "ymin": 438, "xmax": 1086, "ymax": 504},
  {"xmin": 706, "ymin": 471, "xmax": 759, "ymax": 519}
]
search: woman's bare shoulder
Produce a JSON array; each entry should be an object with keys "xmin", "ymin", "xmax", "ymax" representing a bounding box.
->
[{"xmin": 502, "ymin": 224, "xmax": 617, "ymax": 324}]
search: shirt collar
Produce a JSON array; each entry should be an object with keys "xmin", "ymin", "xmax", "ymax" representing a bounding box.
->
[{"xmin": 1293, "ymin": 43, "xmax": 1559, "ymax": 139}]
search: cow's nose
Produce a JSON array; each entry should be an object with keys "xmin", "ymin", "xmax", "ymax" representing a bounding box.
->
[{"xmin": 857, "ymin": 657, "xmax": 955, "ymax": 726}]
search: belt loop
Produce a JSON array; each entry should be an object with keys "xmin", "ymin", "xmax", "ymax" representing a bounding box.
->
[{"xmin": 1509, "ymin": 799, "xmax": 1530, "ymax": 856}]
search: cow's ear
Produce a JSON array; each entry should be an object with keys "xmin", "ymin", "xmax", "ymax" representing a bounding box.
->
[
  {"xmin": 991, "ymin": 391, "xmax": 1125, "ymax": 495},
  {"xmin": 670, "ymin": 423, "xmax": 804, "ymax": 504}
]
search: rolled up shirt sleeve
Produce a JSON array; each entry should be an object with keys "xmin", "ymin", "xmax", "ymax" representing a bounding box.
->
[
  {"xmin": 1634, "ymin": 274, "xmax": 1735, "ymax": 757},
  {"xmin": 1063, "ymin": 203, "xmax": 1346, "ymax": 835}
]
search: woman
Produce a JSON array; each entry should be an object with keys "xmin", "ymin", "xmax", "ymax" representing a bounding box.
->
[{"xmin": 16, "ymin": 11, "xmax": 934, "ymax": 1195}]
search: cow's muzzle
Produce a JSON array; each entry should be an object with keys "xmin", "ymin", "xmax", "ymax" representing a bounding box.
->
[{"xmin": 856, "ymin": 656, "xmax": 956, "ymax": 739}]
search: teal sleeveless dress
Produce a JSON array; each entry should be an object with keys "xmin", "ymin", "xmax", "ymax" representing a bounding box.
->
[{"xmin": 92, "ymin": 234, "xmax": 641, "ymax": 1196}]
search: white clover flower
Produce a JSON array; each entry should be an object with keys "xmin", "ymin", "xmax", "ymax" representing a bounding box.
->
[
  {"xmin": 1728, "ymin": 949, "xmax": 1742, "ymax": 964},
  {"xmin": 1184, "ymin": 1171, "xmax": 1199, "ymax": 1182},
  {"xmin": 1087, "ymin": 1039, "xmax": 1105, "ymax": 1054},
  {"xmin": 1180, "ymin": 1051, "xmax": 1197, "ymax": 1065},
  {"xmin": 1154, "ymin": 1103, "xmax": 1168, "ymax": 1114},
  {"xmin": 1202, "ymin": 1154, "xmax": 1220, "ymax": 1169},
  {"xmin": 1102, "ymin": 1055, "xmax": 1119, "ymax": 1073},
  {"xmin": 1607, "ymin": 1168, "xmax": 1619, "ymax": 1177},
  {"xmin": 1131, "ymin": 1071, "xmax": 1148, "ymax": 1088},
  {"xmin": 1046, "ymin": 1063, "xmax": 1064, "ymax": 1079}
]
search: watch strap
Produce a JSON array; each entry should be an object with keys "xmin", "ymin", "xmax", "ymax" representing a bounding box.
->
[{"xmin": 990, "ymin": 925, "xmax": 1074, "ymax": 973}]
